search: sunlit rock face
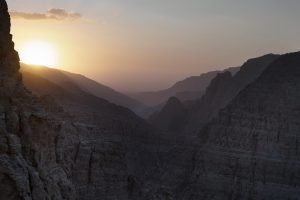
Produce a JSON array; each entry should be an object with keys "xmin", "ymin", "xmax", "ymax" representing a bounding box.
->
[{"xmin": 181, "ymin": 52, "xmax": 300, "ymax": 199}]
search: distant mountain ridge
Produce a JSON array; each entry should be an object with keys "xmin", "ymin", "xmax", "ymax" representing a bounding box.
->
[
  {"xmin": 129, "ymin": 66, "xmax": 240, "ymax": 107},
  {"xmin": 20, "ymin": 64, "xmax": 148, "ymax": 115},
  {"xmin": 148, "ymin": 54, "xmax": 280, "ymax": 138},
  {"xmin": 184, "ymin": 53, "xmax": 280, "ymax": 135},
  {"xmin": 5, "ymin": 0, "xmax": 300, "ymax": 199}
]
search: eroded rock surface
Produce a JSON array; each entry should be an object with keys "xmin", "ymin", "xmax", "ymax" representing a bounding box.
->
[
  {"xmin": 184, "ymin": 54, "xmax": 280, "ymax": 137},
  {"xmin": 182, "ymin": 52, "xmax": 300, "ymax": 199},
  {"xmin": 0, "ymin": 2, "xmax": 76, "ymax": 199},
  {"xmin": 2, "ymin": 0, "xmax": 300, "ymax": 199},
  {"xmin": 0, "ymin": 1, "xmax": 146, "ymax": 199}
]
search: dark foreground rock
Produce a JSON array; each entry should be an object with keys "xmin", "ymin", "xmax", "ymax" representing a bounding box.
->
[
  {"xmin": 2, "ymin": 1, "xmax": 300, "ymax": 200},
  {"xmin": 0, "ymin": 1, "xmax": 76, "ymax": 199},
  {"xmin": 181, "ymin": 52, "xmax": 300, "ymax": 199},
  {"xmin": 0, "ymin": 1, "xmax": 155, "ymax": 199}
]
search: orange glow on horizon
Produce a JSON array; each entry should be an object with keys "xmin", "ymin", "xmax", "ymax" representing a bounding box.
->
[{"xmin": 19, "ymin": 40, "xmax": 58, "ymax": 67}]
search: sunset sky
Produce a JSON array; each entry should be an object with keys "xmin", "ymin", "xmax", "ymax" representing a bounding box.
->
[{"xmin": 7, "ymin": 0, "xmax": 300, "ymax": 92}]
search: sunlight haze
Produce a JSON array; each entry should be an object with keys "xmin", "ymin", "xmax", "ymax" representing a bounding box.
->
[
  {"xmin": 19, "ymin": 40, "xmax": 58, "ymax": 67},
  {"xmin": 8, "ymin": 0, "xmax": 300, "ymax": 92}
]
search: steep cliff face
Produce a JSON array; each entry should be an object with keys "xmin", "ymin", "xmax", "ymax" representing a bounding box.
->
[
  {"xmin": 0, "ymin": 1, "xmax": 156, "ymax": 200},
  {"xmin": 0, "ymin": 1, "xmax": 76, "ymax": 199},
  {"xmin": 184, "ymin": 54, "xmax": 280, "ymax": 136},
  {"xmin": 182, "ymin": 52, "xmax": 300, "ymax": 199},
  {"xmin": 0, "ymin": 0, "xmax": 20, "ymax": 86},
  {"xmin": 4, "ymin": 1, "xmax": 300, "ymax": 199}
]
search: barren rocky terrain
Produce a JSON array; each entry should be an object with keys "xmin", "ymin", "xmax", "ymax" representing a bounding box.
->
[{"xmin": 1, "ymin": 0, "xmax": 300, "ymax": 199}]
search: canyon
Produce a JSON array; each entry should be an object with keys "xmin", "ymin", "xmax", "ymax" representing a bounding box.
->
[{"xmin": 1, "ymin": 0, "xmax": 300, "ymax": 199}]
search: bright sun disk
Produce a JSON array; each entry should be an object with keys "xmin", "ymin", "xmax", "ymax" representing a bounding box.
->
[{"xmin": 19, "ymin": 41, "xmax": 58, "ymax": 67}]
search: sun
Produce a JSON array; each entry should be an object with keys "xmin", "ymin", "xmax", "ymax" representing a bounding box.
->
[{"xmin": 19, "ymin": 40, "xmax": 58, "ymax": 67}]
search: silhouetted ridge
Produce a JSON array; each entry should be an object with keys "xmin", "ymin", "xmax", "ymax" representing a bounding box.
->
[
  {"xmin": 181, "ymin": 51, "xmax": 300, "ymax": 199},
  {"xmin": 21, "ymin": 64, "xmax": 148, "ymax": 115},
  {"xmin": 0, "ymin": 2, "xmax": 163, "ymax": 199},
  {"xmin": 3, "ymin": 0, "xmax": 300, "ymax": 199},
  {"xmin": 129, "ymin": 66, "xmax": 239, "ymax": 107},
  {"xmin": 232, "ymin": 53, "xmax": 280, "ymax": 88},
  {"xmin": 183, "ymin": 53, "xmax": 280, "ymax": 136},
  {"xmin": 0, "ymin": 0, "xmax": 20, "ymax": 76},
  {"xmin": 257, "ymin": 52, "xmax": 300, "ymax": 82},
  {"xmin": 0, "ymin": 0, "xmax": 9, "ymax": 34}
]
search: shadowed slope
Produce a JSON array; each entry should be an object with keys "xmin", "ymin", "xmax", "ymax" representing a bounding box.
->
[
  {"xmin": 181, "ymin": 52, "xmax": 300, "ymax": 200},
  {"xmin": 149, "ymin": 97, "xmax": 187, "ymax": 133},
  {"xmin": 21, "ymin": 64, "xmax": 147, "ymax": 115},
  {"xmin": 129, "ymin": 67, "xmax": 239, "ymax": 107},
  {"xmin": 184, "ymin": 54, "xmax": 280, "ymax": 136}
]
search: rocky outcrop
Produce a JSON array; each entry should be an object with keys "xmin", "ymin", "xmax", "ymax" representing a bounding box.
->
[
  {"xmin": 181, "ymin": 52, "xmax": 300, "ymax": 199},
  {"xmin": 0, "ymin": 0, "xmax": 21, "ymax": 87},
  {"xmin": 0, "ymin": 2, "xmax": 78, "ymax": 199}
]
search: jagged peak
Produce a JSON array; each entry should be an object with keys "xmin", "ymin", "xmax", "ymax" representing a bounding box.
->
[
  {"xmin": 0, "ymin": 0, "xmax": 22, "ymax": 96},
  {"xmin": 0, "ymin": 0, "xmax": 10, "ymax": 34}
]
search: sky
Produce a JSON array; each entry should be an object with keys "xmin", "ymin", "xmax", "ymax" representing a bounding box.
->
[{"xmin": 7, "ymin": 0, "xmax": 300, "ymax": 92}]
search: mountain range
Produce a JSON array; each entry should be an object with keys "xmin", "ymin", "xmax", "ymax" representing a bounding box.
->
[
  {"xmin": 181, "ymin": 52, "xmax": 300, "ymax": 199},
  {"xmin": 21, "ymin": 64, "xmax": 148, "ymax": 116},
  {"xmin": 1, "ymin": 1, "xmax": 300, "ymax": 199},
  {"xmin": 149, "ymin": 54, "xmax": 279, "ymax": 136},
  {"xmin": 129, "ymin": 66, "xmax": 240, "ymax": 107}
]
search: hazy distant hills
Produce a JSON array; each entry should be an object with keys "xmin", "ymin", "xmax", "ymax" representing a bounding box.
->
[
  {"xmin": 129, "ymin": 66, "xmax": 240, "ymax": 107},
  {"xmin": 149, "ymin": 54, "xmax": 279, "ymax": 137},
  {"xmin": 21, "ymin": 66, "xmax": 146, "ymax": 122},
  {"xmin": 20, "ymin": 64, "xmax": 148, "ymax": 115}
]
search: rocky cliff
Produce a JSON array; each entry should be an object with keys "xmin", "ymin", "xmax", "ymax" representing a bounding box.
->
[
  {"xmin": 181, "ymin": 52, "xmax": 300, "ymax": 199},
  {"xmin": 3, "ymin": 1, "xmax": 300, "ymax": 199},
  {"xmin": 184, "ymin": 54, "xmax": 280, "ymax": 136},
  {"xmin": 0, "ymin": 1, "xmax": 159, "ymax": 199},
  {"xmin": 0, "ymin": 1, "xmax": 76, "ymax": 199}
]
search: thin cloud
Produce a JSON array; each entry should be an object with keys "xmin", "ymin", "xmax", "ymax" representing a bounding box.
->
[{"xmin": 10, "ymin": 8, "xmax": 82, "ymax": 21}]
